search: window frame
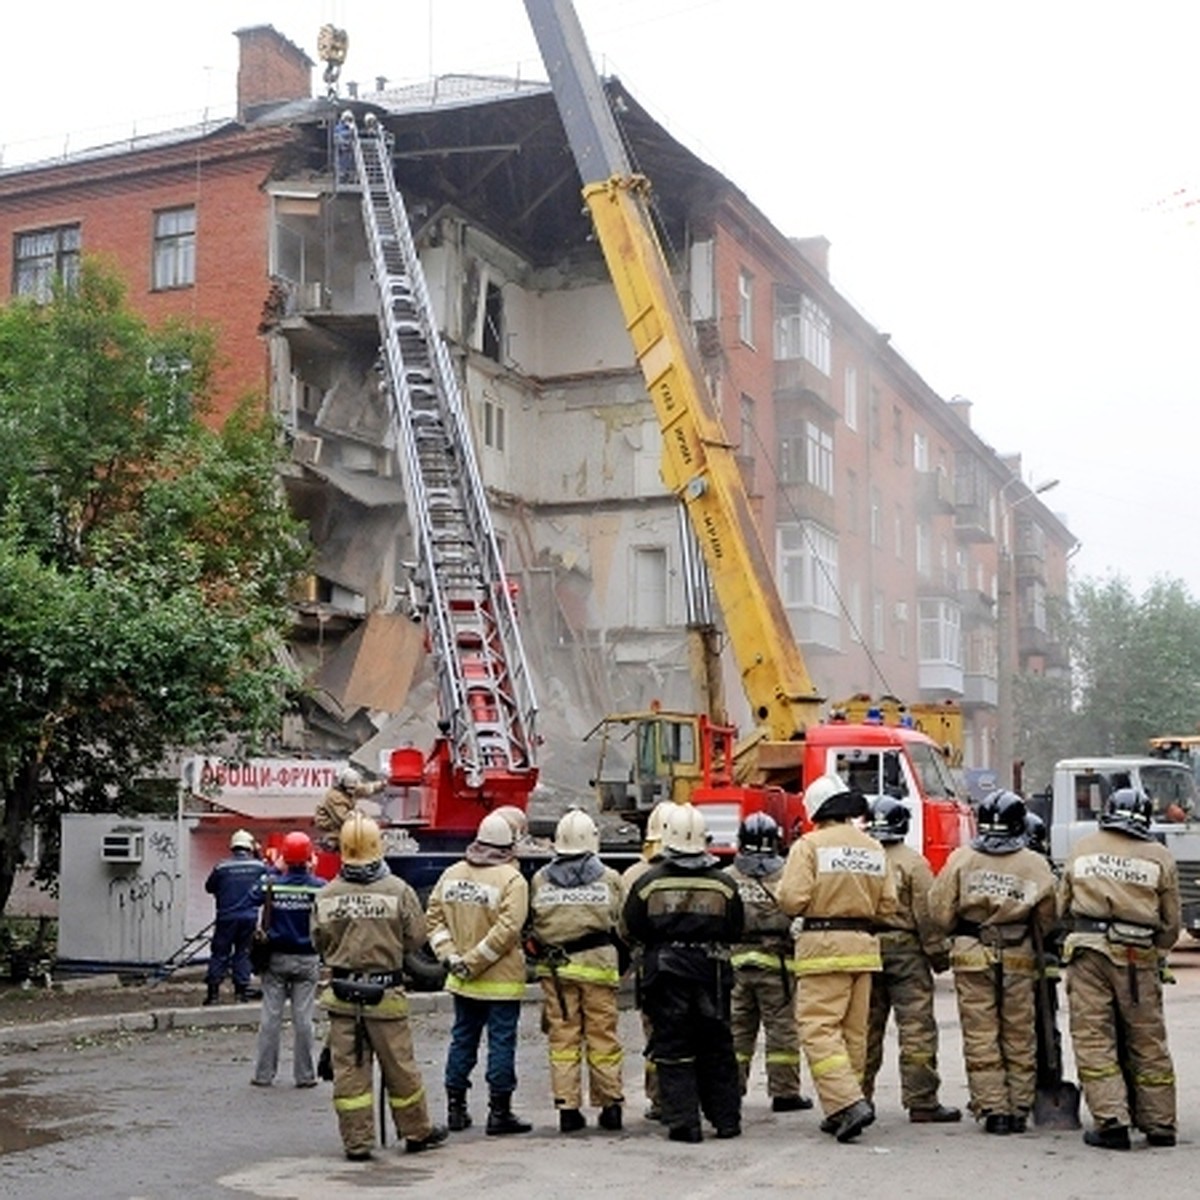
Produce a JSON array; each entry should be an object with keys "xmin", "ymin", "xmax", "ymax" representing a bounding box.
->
[
  {"xmin": 152, "ymin": 206, "xmax": 196, "ymax": 291},
  {"xmin": 14, "ymin": 223, "xmax": 81, "ymax": 301}
]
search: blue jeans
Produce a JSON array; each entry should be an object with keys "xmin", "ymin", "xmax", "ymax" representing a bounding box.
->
[
  {"xmin": 445, "ymin": 996, "xmax": 520, "ymax": 1095},
  {"xmin": 206, "ymin": 915, "xmax": 257, "ymax": 989}
]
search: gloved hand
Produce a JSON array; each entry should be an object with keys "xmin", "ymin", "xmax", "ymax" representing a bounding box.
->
[
  {"xmin": 1160, "ymin": 959, "xmax": 1177, "ymax": 985},
  {"xmin": 928, "ymin": 950, "xmax": 951, "ymax": 975},
  {"xmin": 447, "ymin": 954, "xmax": 472, "ymax": 979}
]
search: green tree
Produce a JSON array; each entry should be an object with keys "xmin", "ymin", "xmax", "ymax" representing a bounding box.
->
[
  {"xmin": 0, "ymin": 263, "xmax": 309, "ymax": 916},
  {"xmin": 1069, "ymin": 574, "xmax": 1200, "ymax": 756}
]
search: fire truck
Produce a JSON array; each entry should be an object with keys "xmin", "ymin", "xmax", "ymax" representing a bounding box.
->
[{"xmin": 524, "ymin": 0, "xmax": 973, "ymax": 870}]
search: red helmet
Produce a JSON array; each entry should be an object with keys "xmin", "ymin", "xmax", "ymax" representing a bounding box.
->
[{"xmin": 281, "ymin": 831, "xmax": 313, "ymax": 866}]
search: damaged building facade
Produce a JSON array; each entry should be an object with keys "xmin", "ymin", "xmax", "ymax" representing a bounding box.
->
[{"xmin": 0, "ymin": 25, "xmax": 1074, "ymax": 800}]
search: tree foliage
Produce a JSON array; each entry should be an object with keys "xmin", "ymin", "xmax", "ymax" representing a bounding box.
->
[
  {"xmin": 1067, "ymin": 574, "xmax": 1200, "ymax": 756},
  {"xmin": 0, "ymin": 263, "xmax": 310, "ymax": 915}
]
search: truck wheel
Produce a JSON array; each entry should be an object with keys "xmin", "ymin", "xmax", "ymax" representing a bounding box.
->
[{"xmin": 404, "ymin": 943, "xmax": 447, "ymax": 992}]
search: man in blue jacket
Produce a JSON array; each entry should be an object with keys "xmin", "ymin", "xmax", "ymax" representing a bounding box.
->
[
  {"xmin": 204, "ymin": 829, "xmax": 266, "ymax": 1005},
  {"xmin": 249, "ymin": 831, "xmax": 327, "ymax": 1086}
]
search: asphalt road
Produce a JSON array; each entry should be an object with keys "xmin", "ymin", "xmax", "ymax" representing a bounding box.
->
[{"xmin": 3, "ymin": 948, "xmax": 1200, "ymax": 1200}]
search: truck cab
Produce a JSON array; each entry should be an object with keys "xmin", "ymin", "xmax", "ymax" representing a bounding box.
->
[{"xmin": 1045, "ymin": 756, "xmax": 1200, "ymax": 933}]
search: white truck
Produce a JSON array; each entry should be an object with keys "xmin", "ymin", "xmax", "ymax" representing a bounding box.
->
[{"xmin": 1041, "ymin": 756, "xmax": 1200, "ymax": 934}]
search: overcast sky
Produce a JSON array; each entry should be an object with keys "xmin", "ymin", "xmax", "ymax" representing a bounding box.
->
[{"xmin": 6, "ymin": 0, "xmax": 1199, "ymax": 598}]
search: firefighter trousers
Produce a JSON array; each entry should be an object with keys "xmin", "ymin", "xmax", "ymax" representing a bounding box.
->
[
  {"xmin": 952, "ymin": 966, "xmax": 1036, "ymax": 1118},
  {"xmin": 795, "ymin": 970, "xmax": 872, "ymax": 1116},
  {"xmin": 863, "ymin": 944, "xmax": 942, "ymax": 1110},
  {"xmin": 328, "ymin": 1010, "xmax": 435, "ymax": 1155},
  {"xmin": 540, "ymin": 977, "xmax": 624, "ymax": 1109},
  {"xmin": 644, "ymin": 975, "xmax": 740, "ymax": 1135},
  {"xmin": 1066, "ymin": 948, "xmax": 1176, "ymax": 1135},
  {"xmin": 731, "ymin": 967, "xmax": 802, "ymax": 1099}
]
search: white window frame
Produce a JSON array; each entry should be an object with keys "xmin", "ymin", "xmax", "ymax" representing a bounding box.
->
[
  {"xmin": 738, "ymin": 269, "xmax": 755, "ymax": 346},
  {"xmin": 483, "ymin": 395, "xmax": 506, "ymax": 452},
  {"xmin": 800, "ymin": 295, "xmax": 831, "ymax": 376},
  {"xmin": 919, "ymin": 599, "xmax": 963, "ymax": 667},
  {"xmin": 153, "ymin": 207, "xmax": 196, "ymax": 290},
  {"xmin": 805, "ymin": 421, "xmax": 834, "ymax": 495},
  {"xmin": 14, "ymin": 223, "xmax": 81, "ymax": 301},
  {"xmin": 778, "ymin": 523, "xmax": 839, "ymax": 614},
  {"xmin": 913, "ymin": 430, "xmax": 929, "ymax": 473},
  {"xmin": 844, "ymin": 364, "xmax": 858, "ymax": 430},
  {"xmin": 631, "ymin": 546, "xmax": 668, "ymax": 628}
]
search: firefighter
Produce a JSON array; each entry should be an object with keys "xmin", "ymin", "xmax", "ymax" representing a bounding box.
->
[
  {"xmin": 1060, "ymin": 787, "xmax": 1181, "ymax": 1150},
  {"xmin": 311, "ymin": 813, "xmax": 448, "ymax": 1161},
  {"xmin": 725, "ymin": 811, "xmax": 812, "ymax": 1113},
  {"xmin": 862, "ymin": 797, "xmax": 960, "ymax": 1123},
  {"xmin": 426, "ymin": 811, "xmax": 532, "ymax": 1135},
  {"xmin": 1024, "ymin": 810, "xmax": 1067, "ymax": 1097},
  {"xmin": 314, "ymin": 766, "xmax": 385, "ymax": 851},
  {"xmin": 928, "ymin": 789, "xmax": 1056, "ymax": 1135},
  {"xmin": 528, "ymin": 808, "xmax": 626, "ymax": 1133},
  {"xmin": 777, "ymin": 775, "xmax": 896, "ymax": 1143},
  {"xmin": 203, "ymin": 829, "xmax": 266, "ymax": 1005},
  {"xmin": 249, "ymin": 831, "xmax": 326, "ymax": 1087},
  {"xmin": 623, "ymin": 805, "xmax": 744, "ymax": 1143},
  {"xmin": 621, "ymin": 799, "xmax": 675, "ymax": 1121}
]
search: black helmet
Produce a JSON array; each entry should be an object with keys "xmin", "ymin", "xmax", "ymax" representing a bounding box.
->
[
  {"xmin": 1099, "ymin": 787, "xmax": 1153, "ymax": 840},
  {"xmin": 869, "ymin": 797, "xmax": 910, "ymax": 844},
  {"xmin": 972, "ymin": 789, "xmax": 1027, "ymax": 854},
  {"xmin": 1023, "ymin": 811, "xmax": 1049, "ymax": 857},
  {"xmin": 739, "ymin": 811, "xmax": 781, "ymax": 855}
]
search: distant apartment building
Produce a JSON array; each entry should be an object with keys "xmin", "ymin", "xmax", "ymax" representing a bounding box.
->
[{"xmin": 0, "ymin": 25, "xmax": 1074, "ymax": 792}]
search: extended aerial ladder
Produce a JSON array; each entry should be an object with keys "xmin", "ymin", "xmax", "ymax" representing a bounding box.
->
[{"xmin": 343, "ymin": 116, "xmax": 539, "ymax": 831}]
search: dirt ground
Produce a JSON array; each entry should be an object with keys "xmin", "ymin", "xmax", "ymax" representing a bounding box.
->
[{"xmin": 0, "ymin": 971, "xmax": 214, "ymax": 1027}]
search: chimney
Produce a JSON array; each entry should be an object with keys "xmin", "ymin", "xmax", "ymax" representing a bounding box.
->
[
  {"xmin": 948, "ymin": 395, "xmax": 972, "ymax": 427},
  {"xmin": 791, "ymin": 236, "xmax": 831, "ymax": 279},
  {"xmin": 235, "ymin": 25, "xmax": 314, "ymax": 123}
]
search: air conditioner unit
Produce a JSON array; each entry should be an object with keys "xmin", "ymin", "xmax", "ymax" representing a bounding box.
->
[
  {"xmin": 893, "ymin": 601, "xmax": 909, "ymax": 622},
  {"xmin": 292, "ymin": 433, "xmax": 323, "ymax": 465},
  {"xmin": 101, "ymin": 829, "xmax": 145, "ymax": 863}
]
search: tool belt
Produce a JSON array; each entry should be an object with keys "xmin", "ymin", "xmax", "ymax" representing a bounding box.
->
[
  {"xmin": 330, "ymin": 968, "xmax": 403, "ymax": 1006},
  {"xmin": 1073, "ymin": 916, "xmax": 1157, "ymax": 949},
  {"xmin": 802, "ymin": 916, "xmax": 875, "ymax": 933},
  {"xmin": 954, "ymin": 920, "xmax": 1028, "ymax": 946}
]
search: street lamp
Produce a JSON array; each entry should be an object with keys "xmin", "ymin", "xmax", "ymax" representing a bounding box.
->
[{"xmin": 996, "ymin": 477, "xmax": 1060, "ymax": 791}]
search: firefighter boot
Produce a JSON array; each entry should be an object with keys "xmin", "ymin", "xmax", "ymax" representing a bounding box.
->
[
  {"xmin": 598, "ymin": 1103, "xmax": 623, "ymax": 1131},
  {"xmin": 558, "ymin": 1108, "xmax": 586, "ymax": 1133},
  {"xmin": 446, "ymin": 1088, "xmax": 472, "ymax": 1132},
  {"xmin": 486, "ymin": 1093, "xmax": 532, "ymax": 1136},
  {"xmin": 203, "ymin": 981, "xmax": 220, "ymax": 1006}
]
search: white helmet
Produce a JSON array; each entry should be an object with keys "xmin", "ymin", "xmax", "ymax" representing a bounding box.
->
[
  {"xmin": 803, "ymin": 774, "xmax": 866, "ymax": 823},
  {"xmin": 492, "ymin": 804, "xmax": 529, "ymax": 840},
  {"xmin": 554, "ymin": 808, "xmax": 599, "ymax": 855},
  {"xmin": 645, "ymin": 801, "xmax": 675, "ymax": 844},
  {"xmin": 661, "ymin": 805, "xmax": 708, "ymax": 855},
  {"xmin": 338, "ymin": 766, "xmax": 362, "ymax": 790},
  {"xmin": 477, "ymin": 811, "xmax": 515, "ymax": 848},
  {"xmin": 230, "ymin": 829, "xmax": 255, "ymax": 852}
]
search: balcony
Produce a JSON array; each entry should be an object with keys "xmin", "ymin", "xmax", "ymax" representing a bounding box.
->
[
  {"xmin": 915, "ymin": 468, "xmax": 955, "ymax": 516},
  {"xmin": 917, "ymin": 568, "xmax": 958, "ymax": 599},
  {"xmin": 962, "ymin": 670, "xmax": 999, "ymax": 708},
  {"xmin": 958, "ymin": 587, "xmax": 996, "ymax": 625},
  {"xmin": 777, "ymin": 480, "xmax": 835, "ymax": 527},
  {"xmin": 773, "ymin": 358, "xmax": 835, "ymax": 417},
  {"xmin": 1014, "ymin": 544, "xmax": 1047, "ymax": 583},
  {"xmin": 1018, "ymin": 621, "xmax": 1050, "ymax": 655},
  {"xmin": 918, "ymin": 660, "xmax": 964, "ymax": 695},
  {"xmin": 953, "ymin": 500, "xmax": 992, "ymax": 543},
  {"xmin": 787, "ymin": 606, "xmax": 841, "ymax": 654}
]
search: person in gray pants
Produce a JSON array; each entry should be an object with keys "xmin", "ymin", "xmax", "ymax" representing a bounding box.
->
[{"xmin": 249, "ymin": 832, "xmax": 327, "ymax": 1087}]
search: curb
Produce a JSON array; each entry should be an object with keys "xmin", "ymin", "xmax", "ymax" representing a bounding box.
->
[{"xmin": 0, "ymin": 984, "xmax": 546, "ymax": 1050}]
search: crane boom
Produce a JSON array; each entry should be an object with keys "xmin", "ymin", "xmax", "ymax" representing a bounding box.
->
[{"xmin": 524, "ymin": 0, "xmax": 823, "ymax": 749}]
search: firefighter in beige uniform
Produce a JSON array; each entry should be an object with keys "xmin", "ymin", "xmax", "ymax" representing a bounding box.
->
[
  {"xmin": 311, "ymin": 813, "xmax": 448, "ymax": 1161},
  {"xmin": 314, "ymin": 766, "xmax": 385, "ymax": 850},
  {"xmin": 528, "ymin": 809, "xmax": 626, "ymax": 1133},
  {"xmin": 928, "ymin": 790, "xmax": 1056, "ymax": 1135},
  {"xmin": 863, "ymin": 797, "xmax": 960, "ymax": 1123},
  {"xmin": 1060, "ymin": 787, "xmax": 1181, "ymax": 1151},
  {"xmin": 426, "ymin": 811, "xmax": 532, "ymax": 1135},
  {"xmin": 777, "ymin": 776, "xmax": 897, "ymax": 1144},
  {"xmin": 726, "ymin": 812, "xmax": 812, "ymax": 1112},
  {"xmin": 621, "ymin": 800, "xmax": 674, "ymax": 1121}
]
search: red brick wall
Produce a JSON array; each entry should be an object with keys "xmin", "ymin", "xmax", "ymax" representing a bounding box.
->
[
  {"xmin": 0, "ymin": 132, "xmax": 295, "ymax": 426},
  {"xmin": 236, "ymin": 25, "xmax": 313, "ymax": 121}
]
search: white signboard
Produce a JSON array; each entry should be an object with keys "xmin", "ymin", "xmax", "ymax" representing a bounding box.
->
[{"xmin": 182, "ymin": 756, "xmax": 345, "ymax": 799}]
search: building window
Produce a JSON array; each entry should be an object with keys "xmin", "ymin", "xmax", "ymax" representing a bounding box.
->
[
  {"xmin": 779, "ymin": 523, "xmax": 839, "ymax": 613},
  {"xmin": 846, "ymin": 469, "xmax": 859, "ymax": 533},
  {"xmin": 844, "ymin": 365, "xmax": 858, "ymax": 430},
  {"xmin": 915, "ymin": 522, "xmax": 931, "ymax": 577},
  {"xmin": 775, "ymin": 290, "xmax": 830, "ymax": 375},
  {"xmin": 483, "ymin": 395, "xmax": 506, "ymax": 451},
  {"xmin": 913, "ymin": 430, "xmax": 929, "ymax": 473},
  {"xmin": 894, "ymin": 506, "xmax": 904, "ymax": 560},
  {"xmin": 892, "ymin": 406, "xmax": 905, "ymax": 465},
  {"xmin": 872, "ymin": 589, "xmax": 886, "ymax": 652},
  {"xmin": 896, "ymin": 607, "xmax": 909, "ymax": 659},
  {"xmin": 848, "ymin": 579, "xmax": 862, "ymax": 643},
  {"xmin": 869, "ymin": 487, "xmax": 881, "ymax": 548},
  {"xmin": 14, "ymin": 224, "xmax": 81, "ymax": 301},
  {"xmin": 919, "ymin": 599, "xmax": 963, "ymax": 667},
  {"xmin": 805, "ymin": 421, "xmax": 834, "ymax": 495},
  {"xmin": 740, "ymin": 394, "xmax": 756, "ymax": 456},
  {"xmin": 483, "ymin": 281, "xmax": 503, "ymax": 362},
  {"xmin": 869, "ymin": 387, "xmax": 881, "ymax": 448},
  {"xmin": 632, "ymin": 546, "xmax": 668, "ymax": 627},
  {"xmin": 738, "ymin": 269, "xmax": 754, "ymax": 346},
  {"xmin": 153, "ymin": 207, "xmax": 196, "ymax": 290}
]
